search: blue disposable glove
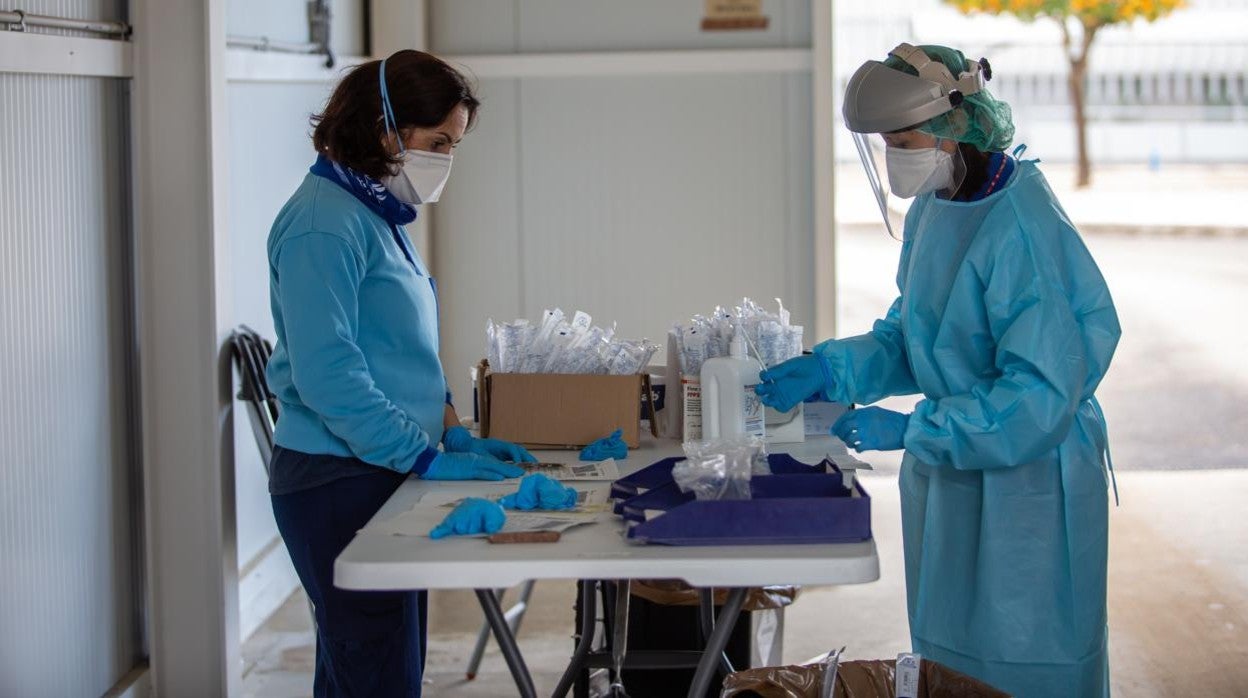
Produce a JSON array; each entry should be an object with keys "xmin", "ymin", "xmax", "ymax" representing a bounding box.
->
[
  {"xmin": 443, "ymin": 425, "xmax": 537, "ymax": 464},
  {"xmin": 499, "ymin": 473, "xmax": 578, "ymax": 511},
  {"xmin": 831, "ymin": 407, "xmax": 910, "ymax": 452},
  {"xmin": 422, "ymin": 451, "xmax": 525, "ymax": 482},
  {"xmin": 580, "ymin": 428, "xmax": 628, "ymax": 461},
  {"xmin": 754, "ymin": 355, "xmax": 833, "ymax": 413},
  {"xmin": 429, "ymin": 498, "xmax": 506, "ymax": 539}
]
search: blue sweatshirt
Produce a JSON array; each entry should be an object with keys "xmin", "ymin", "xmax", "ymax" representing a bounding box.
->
[{"xmin": 265, "ymin": 171, "xmax": 445, "ymax": 486}]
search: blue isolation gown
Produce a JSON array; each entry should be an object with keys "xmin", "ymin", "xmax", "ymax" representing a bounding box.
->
[{"xmin": 815, "ymin": 159, "xmax": 1120, "ymax": 697}]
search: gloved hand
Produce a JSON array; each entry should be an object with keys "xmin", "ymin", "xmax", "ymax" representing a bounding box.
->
[
  {"xmin": 443, "ymin": 425, "xmax": 537, "ymax": 464},
  {"xmin": 831, "ymin": 407, "xmax": 910, "ymax": 452},
  {"xmin": 754, "ymin": 355, "xmax": 831, "ymax": 413},
  {"xmin": 422, "ymin": 451, "xmax": 525, "ymax": 482},
  {"xmin": 499, "ymin": 473, "xmax": 578, "ymax": 511},
  {"xmin": 429, "ymin": 498, "xmax": 506, "ymax": 539},
  {"xmin": 580, "ymin": 428, "xmax": 627, "ymax": 461}
]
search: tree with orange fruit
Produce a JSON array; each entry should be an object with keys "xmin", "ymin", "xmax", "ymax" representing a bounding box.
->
[{"xmin": 946, "ymin": 0, "xmax": 1184, "ymax": 187}]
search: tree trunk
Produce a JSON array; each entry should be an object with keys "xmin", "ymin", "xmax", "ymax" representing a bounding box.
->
[
  {"xmin": 1059, "ymin": 17, "xmax": 1100, "ymax": 189},
  {"xmin": 1069, "ymin": 57, "xmax": 1091, "ymax": 188}
]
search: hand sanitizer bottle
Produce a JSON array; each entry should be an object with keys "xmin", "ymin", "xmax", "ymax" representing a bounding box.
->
[{"xmin": 700, "ymin": 329, "xmax": 765, "ymax": 440}]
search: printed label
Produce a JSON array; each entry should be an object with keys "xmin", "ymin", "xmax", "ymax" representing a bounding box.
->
[
  {"xmin": 895, "ymin": 652, "xmax": 921, "ymax": 698},
  {"xmin": 682, "ymin": 377, "xmax": 702, "ymax": 441},
  {"xmin": 743, "ymin": 384, "xmax": 765, "ymax": 438}
]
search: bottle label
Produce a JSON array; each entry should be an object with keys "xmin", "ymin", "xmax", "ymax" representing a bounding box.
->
[
  {"xmin": 682, "ymin": 376, "xmax": 702, "ymax": 441},
  {"xmin": 743, "ymin": 384, "xmax": 764, "ymax": 438}
]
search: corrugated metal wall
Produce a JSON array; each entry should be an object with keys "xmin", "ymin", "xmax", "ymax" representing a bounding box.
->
[
  {"xmin": 7, "ymin": 0, "xmax": 124, "ymax": 37},
  {"xmin": 0, "ymin": 74, "xmax": 139, "ymax": 696}
]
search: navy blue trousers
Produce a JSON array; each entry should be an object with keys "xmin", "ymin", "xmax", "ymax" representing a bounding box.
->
[{"xmin": 271, "ymin": 453, "xmax": 426, "ymax": 697}]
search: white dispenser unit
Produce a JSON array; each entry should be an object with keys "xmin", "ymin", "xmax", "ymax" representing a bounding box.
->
[{"xmin": 700, "ymin": 330, "xmax": 764, "ymax": 440}]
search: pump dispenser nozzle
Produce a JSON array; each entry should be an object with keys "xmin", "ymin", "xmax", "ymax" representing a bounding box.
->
[{"xmin": 729, "ymin": 328, "xmax": 747, "ymax": 360}]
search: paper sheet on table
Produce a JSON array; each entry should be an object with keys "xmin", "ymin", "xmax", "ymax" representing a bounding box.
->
[
  {"xmin": 359, "ymin": 502, "xmax": 598, "ymax": 538},
  {"xmin": 779, "ymin": 435, "xmax": 872, "ymax": 471},
  {"xmin": 803, "ymin": 401, "xmax": 850, "ymax": 435},
  {"xmin": 430, "ymin": 487, "xmax": 612, "ymax": 515},
  {"xmin": 829, "ymin": 452, "xmax": 871, "ymax": 471},
  {"xmin": 478, "ymin": 513, "xmax": 595, "ymax": 538},
  {"xmin": 510, "ymin": 458, "xmax": 620, "ymax": 481}
]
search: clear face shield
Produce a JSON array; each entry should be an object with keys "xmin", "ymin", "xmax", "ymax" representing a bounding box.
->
[
  {"xmin": 852, "ymin": 131, "xmax": 897, "ymax": 240},
  {"xmin": 851, "ymin": 130, "xmax": 967, "ymax": 241}
]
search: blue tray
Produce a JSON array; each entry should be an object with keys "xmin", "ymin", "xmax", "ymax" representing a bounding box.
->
[{"xmin": 612, "ymin": 458, "xmax": 871, "ymax": 546}]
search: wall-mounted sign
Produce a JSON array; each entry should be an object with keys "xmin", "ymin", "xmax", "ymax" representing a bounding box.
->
[{"xmin": 701, "ymin": 0, "xmax": 770, "ymax": 31}]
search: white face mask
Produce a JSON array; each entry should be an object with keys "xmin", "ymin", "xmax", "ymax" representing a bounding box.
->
[
  {"xmin": 383, "ymin": 149, "xmax": 453, "ymax": 206},
  {"xmin": 885, "ymin": 145, "xmax": 955, "ymax": 198}
]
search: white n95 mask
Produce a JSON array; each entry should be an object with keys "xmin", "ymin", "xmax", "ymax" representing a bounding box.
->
[
  {"xmin": 886, "ymin": 145, "xmax": 955, "ymax": 198},
  {"xmin": 384, "ymin": 149, "xmax": 453, "ymax": 206}
]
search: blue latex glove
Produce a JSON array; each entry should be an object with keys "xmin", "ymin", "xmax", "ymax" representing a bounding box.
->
[
  {"xmin": 831, "ymin": 407, "xmax": 910, "ymax": 452},
  {"xmin": 754, "ymin": 355, "xmax": 833, "ymax": 413},
  {"xmin": 422, "ymin": 451, "xmax": 525, "ymax": 481},
  {"xmin": 429, "ymin": 498, "xmax": 506, "ymax": 539},
  {"xmin": 579, "ymin": 428, "xmax": 628, "ymax": 461},
  {"xmin": 498, "ymin": 473, "xmax": 578, "ymax": 511},
  {"xmin": 443, "ymin": 425, "xmax": 537, "ymax": 463}
]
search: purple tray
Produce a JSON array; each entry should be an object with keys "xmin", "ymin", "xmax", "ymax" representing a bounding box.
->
[
  {"xmin": 613, "ymin": 461, "xmax": 872, "ymax": 546},
  {"xmin": 609, "ymin": 453, "xmax": 826, "ymax": 514}
]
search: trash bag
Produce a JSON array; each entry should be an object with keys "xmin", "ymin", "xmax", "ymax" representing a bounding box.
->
[
  {"xmin": 720, "ymin": 658, "xmax": 1010, "ymax": 698},
  {"xmin": 632, "ymin": 579, "xmax": 799, "ymax": 611}
]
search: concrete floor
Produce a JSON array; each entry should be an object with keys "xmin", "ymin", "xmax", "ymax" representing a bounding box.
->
[{"xmin": 242, "ymin": 468, "xmax": 1248, "ymax": 697}]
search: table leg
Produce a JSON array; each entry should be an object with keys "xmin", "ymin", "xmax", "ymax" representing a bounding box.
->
[
  {"xmin": 697, "ymin": 588, "xmax": 714, "ymax": 642},
  {"xmin": 610, "ymin": 580, "xmax": 631, "ymax": 696},
  {"xmin": 687, "ymin": 587, "xmax": 748, "ymax": 698},
  {"xmin": 697, "ymin": 588, "xmax": 737, "ymax": 679},
  {"xmin": 553, "ymin": 579, "xmax": 598, "ymax": 698},
  {"xmin": 475, "ymin": 588, "xmax": 537, "ymax": 698},
  {"xmin": 466, "ymin": 588, "xmax": 505, "ymax": 679}
]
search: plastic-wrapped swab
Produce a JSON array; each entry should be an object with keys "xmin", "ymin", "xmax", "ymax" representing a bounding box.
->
[
  {"xmin": 673, "ymin": 298, "xmax": 803, "ymax": 377},
  {"xmin": 486, "ymin": 310, "xmax": 653, "ymax": 375}
]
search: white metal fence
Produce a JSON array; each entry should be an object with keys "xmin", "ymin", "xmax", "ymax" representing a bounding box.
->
[{"xmin": 832, "ymin": 1, "xmax": 1248, "ymax": 162}]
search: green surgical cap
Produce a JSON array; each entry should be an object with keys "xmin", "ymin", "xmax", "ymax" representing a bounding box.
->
[{"xmin": 883, "ymin": 44, "xmax": 1015, "ymax": 152}]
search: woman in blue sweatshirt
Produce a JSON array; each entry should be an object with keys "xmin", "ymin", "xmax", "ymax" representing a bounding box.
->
[{"xmin": 265, "ymin": 50, "xmax": 532, "ymax": 696}]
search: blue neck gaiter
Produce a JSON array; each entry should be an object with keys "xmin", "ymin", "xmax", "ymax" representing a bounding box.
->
[{"xmin": 309, "ymin": 153, "xmax": 418, "ymax": 226}]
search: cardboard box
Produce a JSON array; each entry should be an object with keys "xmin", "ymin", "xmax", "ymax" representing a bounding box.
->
[{"xmin": 476, "ymin": 360, "xmax": 657, "ymax": 449}]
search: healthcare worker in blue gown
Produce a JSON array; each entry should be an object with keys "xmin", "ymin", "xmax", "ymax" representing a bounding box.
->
[
  {"xmin": 265, "ymin": 50, "xmax": 534, "ymax": 697},
  {"xmin": 756, "ymin": 44, "xmax": 1121, "ymax": 697}
]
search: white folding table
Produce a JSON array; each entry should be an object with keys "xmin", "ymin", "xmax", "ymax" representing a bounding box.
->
[{"xmin": 335, "ymin": 437, "xmax": 880, "ymax": 698}]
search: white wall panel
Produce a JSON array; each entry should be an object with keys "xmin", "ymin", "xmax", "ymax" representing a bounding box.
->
[
  {"xmin": 516, "ymin": 73, "xmax": 813, "ymax": 349},
  {"xmin": 431, "ymin": 0, "xmax": 811, "ymax": 54},
  {"xmin": 435, "ymin": 72, "xmax": 814, "ymax": 405},
  {"xmin": 226, "ymin": 0, "xmax": 367, "ymax": 57},
  {"xmin": 226, "ymin": 80, "xmax": 334, "ymax": 569},
  {"xmin": 430, "ymin": 0, "xmax": 518, "ymax": 55},
  {"xmin": 0, "ymin": 73, "xmax": 137, "ymax": 697},
  {"xmin": 432, "ymin": 78, "xmax": 525, "ymax": 406}
]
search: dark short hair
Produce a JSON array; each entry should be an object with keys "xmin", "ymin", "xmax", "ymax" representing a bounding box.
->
[{"xmin": 312, "ymin": 50, "xmax": 479, "ymax": 180}]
